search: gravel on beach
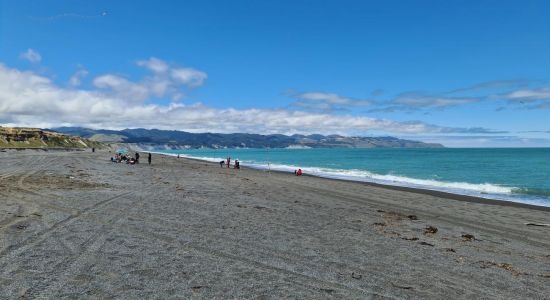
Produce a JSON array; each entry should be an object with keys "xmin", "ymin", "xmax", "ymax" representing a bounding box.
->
[{"xmin": 1, "ymin": 150, "xmax": 549, "ymax": 299}]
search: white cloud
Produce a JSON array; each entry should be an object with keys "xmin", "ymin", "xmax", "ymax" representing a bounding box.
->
[
  {"xmin": 291, "ymin": 91, "xmax": 371, "ymax": 112},
  {"xmin": 0, "ymin": 62, "xmax": 490, "ymax": 136},
  {"xmin": 503, "ymin": 88, "xmax": 550, "ymax": 101},
  {"xmin": 298, "ymin": 92, "xmax": 371, "ymax": 106},
  {"xmin": 406, "ymin": 135, "xmax": 550, "ymax": 148},
  {"xmin": 393, "ymin": 95, "xmax": 478, "ymax": 108},
  {"xmin": 366, "ymin": 80, "xmax": 550, "ymax": 112},
  {"xmin": 447, "ymin": 79, "xmax": 532, "ymax": 94},
  {"xmin": 90, "ymin": 58, "xmax": 208, "ymax": 102},
  {"xmin": 136, "ymin": 57, "xmax": 169, "ymax": 73},
  {"xmin": 68, "ymin": 68, "xmax": 89, "ymax": 86},
  {"xmin": 93, "ymin": 74, "xmax": 150, "ymax": 102},
  {"xmin": 136, "ymin": 57, "xmax": 207, "ymax": 88},
  {"xmin": 19, "ymin": 48, "xmax": 42, "ymax": 63},
  {"xmin": 368, "ymin": 94, "xmax": 483, "ymax": 113},
  {"xmin": 171, "ymin": 68, "xmax": 207, "ymax": 87},
  {"xmin": 293, "ymin": 101, "xmax": 333, "ymax": 111}
]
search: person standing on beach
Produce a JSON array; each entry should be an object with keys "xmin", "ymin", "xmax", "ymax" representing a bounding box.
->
[
  {"xmin": 135, "ymin": 152, "xmax": 140, "ymax": 164},
  {"xmin": 227, "ymin": 157, "xmax": 230, "ymax": 168},
  {"xmin": 148, "ymin": 153, "xmax": 152, "ymax": 165}
]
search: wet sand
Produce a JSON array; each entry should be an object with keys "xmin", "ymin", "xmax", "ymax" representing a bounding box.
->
[{"xmin": 0, "ymin": 150, "xmax": 549, "ymax": 298}]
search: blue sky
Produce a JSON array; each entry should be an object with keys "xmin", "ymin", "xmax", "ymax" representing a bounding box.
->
[{"xmin": 1, "ymin": 0, "xmax": 550, "ymax": 146}]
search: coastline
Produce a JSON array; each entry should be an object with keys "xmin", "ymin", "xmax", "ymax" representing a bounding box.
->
[{"xmin": 150, "ymin": 150, "xmax": 550, "ymax": 212}]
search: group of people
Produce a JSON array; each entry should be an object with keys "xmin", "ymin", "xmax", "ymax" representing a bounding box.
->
[
  {"xmin": 219, "ymin": 157, "xmax": 240, "ymax": 169},
  {"xmin": 108, "ymin": 151, "xmax": 304, "ymax": 177},
  {"xmin": 111, "ymin": 152, "xmax": 152, "ymax": 165},
  {"xmin": 218, "ymin": 156, "xmax": 303, "ymax": 176},
  {"xmin": 111, "ymin": 153, "xmax": 136, "ymax": 164}
]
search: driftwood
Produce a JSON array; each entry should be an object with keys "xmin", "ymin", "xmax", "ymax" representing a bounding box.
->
[{"xmin": 525, "ymin": 223, "xmax": 550, "ymax": 227}]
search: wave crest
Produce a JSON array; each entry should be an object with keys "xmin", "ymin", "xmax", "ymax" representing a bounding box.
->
[{"xmin": 153, "ymin": 150, "xmax": 550, "ymax": 207}]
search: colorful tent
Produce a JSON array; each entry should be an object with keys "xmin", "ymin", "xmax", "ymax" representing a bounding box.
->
[{"xmin": 115, "ymin": 148, "xmax": 129, "ymax": 155}]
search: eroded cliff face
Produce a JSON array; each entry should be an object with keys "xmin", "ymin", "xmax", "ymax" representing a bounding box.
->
[{"xmin": 0, "ymin": 127, "xmax": 102, "ymax": 149}]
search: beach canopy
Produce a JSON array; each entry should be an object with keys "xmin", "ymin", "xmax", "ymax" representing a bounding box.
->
[{"xmin": 116, "ymin": 148, "xmax": 129, "ymax": 155}]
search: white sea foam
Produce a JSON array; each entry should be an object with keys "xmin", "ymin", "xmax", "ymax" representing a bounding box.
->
[
  {"xmin": 152, "ymin": 151, "xmax": 550, "ymax": 207},
  {"xmin": 150, "ymin": 151, "xmax": 232, "ymax": 164},
  {"xmin": 246, "ymin": 162, "xmax": 514, "ymax": 194}
]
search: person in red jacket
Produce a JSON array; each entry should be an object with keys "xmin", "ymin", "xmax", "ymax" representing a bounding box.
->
[{"xmin": 296, "ymin": 168, "xmax": 302, "ymax": 176}]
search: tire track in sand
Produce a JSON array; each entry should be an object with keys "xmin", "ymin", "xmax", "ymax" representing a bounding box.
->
[
  {"xmin": 32, "ymin": 160, "xmax": 162, "ymax": 297},
  {"xmin": 0, "ymin": 174, "xmax": 159, "ymax": 260},
  {"xmin": 33, "ymin": 194, "xmax": 151, "ymax": 298}
]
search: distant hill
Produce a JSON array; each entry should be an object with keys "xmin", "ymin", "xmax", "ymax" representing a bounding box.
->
[
  {"xmin": 0, "ymin": 127, "xmax": 102, "ymax": 149},
  {"xmin": 51, "ymin": 127, "xmax": 444, "ymax": 149}
]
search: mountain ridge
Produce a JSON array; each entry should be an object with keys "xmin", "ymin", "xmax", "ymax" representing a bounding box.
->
[{"xmin": 50, "ymin": 127, "xmax": 444, "ymax": 149}]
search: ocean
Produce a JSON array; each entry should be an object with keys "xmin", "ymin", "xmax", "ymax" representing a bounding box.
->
[{"xmin": 154, "ymin": 147, "xmax": 550, "ymax": 207}]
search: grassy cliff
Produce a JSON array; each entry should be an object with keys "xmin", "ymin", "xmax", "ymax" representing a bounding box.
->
[{"xmin": 0, "ymin": 127, "xmax": 103, "ymax": 149}]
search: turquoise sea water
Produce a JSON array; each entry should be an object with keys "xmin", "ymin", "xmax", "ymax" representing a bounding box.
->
[{"xmin": 155, "ymin": 148, "xmax": 550, "ymax": 207}]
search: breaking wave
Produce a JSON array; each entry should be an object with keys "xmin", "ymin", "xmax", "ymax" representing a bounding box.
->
[{"xmin": 153, "ymin": 151, "xmax": 550, "ymax": 207}]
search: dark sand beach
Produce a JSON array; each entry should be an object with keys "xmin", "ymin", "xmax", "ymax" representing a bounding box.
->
[{"xmin": 1, "ymin": 150, "xmax": 549, "ymax": 298}]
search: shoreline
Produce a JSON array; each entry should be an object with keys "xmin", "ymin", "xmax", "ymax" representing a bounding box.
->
[
  {"xmin": 2, "ymin": 149, "xmax": 549, "ymax": 298},
  {"xmin": 150, "ymin": 150, "xmax": 550, "ymax": 212}
]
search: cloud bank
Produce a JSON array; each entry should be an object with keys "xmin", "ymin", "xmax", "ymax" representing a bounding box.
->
[
  {"xmin": 338, "ymin": 80, "xmax": 550, "ymax": 112},
  {"xmin": 0, "ymin": 59, "xmax": 496, "ymax": 136}
]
